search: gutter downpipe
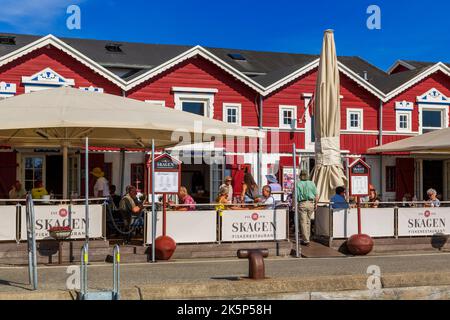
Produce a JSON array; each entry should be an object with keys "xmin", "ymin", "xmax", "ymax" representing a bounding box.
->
[
  {"xmin": 257, "ymin": 94, "xmax": 263, "ymax": 187},
  {"xmin": 379, "ymin": 99, "xmax": 383, "ymax": 196}
]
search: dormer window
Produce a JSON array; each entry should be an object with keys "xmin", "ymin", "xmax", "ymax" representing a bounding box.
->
[{"xmin": 105, "ymin": 43, "xmax": 123, "ymax": 53}]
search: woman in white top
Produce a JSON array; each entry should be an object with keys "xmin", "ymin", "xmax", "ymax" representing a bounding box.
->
[{"xmin": 91, "ymin": 167, "xmax": 110, "ymax": 197}]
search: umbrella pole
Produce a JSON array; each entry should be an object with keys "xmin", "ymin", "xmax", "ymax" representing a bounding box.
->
[
  {"xmin": 151, "ymin": 139, "xmax": 156, "ymax": 263},
  {"xmin": 85, "ymin": 137, "xmax": 90, "ymax": 248},
  {"xmin": 292, "ymin": 143, "xmax": 300, "ymax": 258}
]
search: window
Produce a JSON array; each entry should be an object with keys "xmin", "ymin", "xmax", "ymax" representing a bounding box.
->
[
  {"xmin": 181, "ymin": 100, "xmax": 206, "ymax": 116},
  {"xmin": 385, "ymin": 166, "xmax": 396, "ymax": 192},
  {"xmin": 24, "ymin": 156, "xmax": 44, "ymax": 191},
  {"xmin": 223, "ymin": 103, "xmax": 242, "ymax": 126},
  {"xmin": 396, "ymin": 111, "xmax": 411, "ymax": 132},
  {"xmin": 173, "ymin": 87, "xmax": 217, "ymax": 118},
  {"xmin": 130, "ymin": 164, "xmax": 145, "ymax": 193},
  {"xmin": 279, "ymin": 106, "xmax": 297, "ymax": 129},
  {"xmin": 422, "ymin": 109, "xmax": 444, "ymax": 133},
  {"xmin": 346, "ymin": 109, "xmax": 363, "ymax": 131}
]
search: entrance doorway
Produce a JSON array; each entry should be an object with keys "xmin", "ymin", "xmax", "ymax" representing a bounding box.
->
[
  {"xmin": 46, "ymin": 155, "xmax": 63, "ymax": 197},
  {"xmin": 422, "ymin": 160, "xmax": 443, "ymax": 200}
]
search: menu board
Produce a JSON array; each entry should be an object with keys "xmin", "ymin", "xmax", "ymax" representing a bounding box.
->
[
  {"xmin": 350, "ymin": 175, "xmax": 368, "ymax": 196},
  {"xmin": 154, "ymin": 171, "xmax": 179, "ymax": 193}
]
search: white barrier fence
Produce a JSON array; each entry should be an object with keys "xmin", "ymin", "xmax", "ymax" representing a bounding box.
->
[
  {"xmin": 20, "ymin": 205, "xmax": 104, "ymax": 240},
  {"xmin": 316, "ymin": 206, "xmax": 450, "ymax": 239},
  {"xmin": 0, "ymin": 203, "xmax": 105, "ymax": 241},
  {"xmin": 0, "ymin": 206, "xmax": 18, "ymax": 241},
  {"xmin": 145, "ymin": 209, "xmax": 288, "ymax": 244}
]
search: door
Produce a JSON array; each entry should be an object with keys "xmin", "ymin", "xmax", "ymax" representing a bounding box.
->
[
  {"xmin": 445, "ymin": 160, "xmax": 450, "ymax": 201},
  {"xmin": 395, "ymin": 158, "xmax": 414, "ymax": 201},
  {"xmin": 46, "ymin": 155, "xmax": 63, "ymax": 197},
  {"xmin": 0, "ymin": 152, "xmax": 16, "ymax": 198},
  {"xmin": 422, "ymin": 160, "xmax": 443, "ymax": 201}
]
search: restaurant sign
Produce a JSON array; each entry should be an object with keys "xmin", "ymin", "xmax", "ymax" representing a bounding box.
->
[
  {"xmin": 398, "ymin": 207, "xmax": 450, "ymax": 236},
  {"xmin": 20, "ymin": 205, "xmax": 103, "ymax": 240},
  {"xmin": 221, "ymin": 209, "xmax": 287, "ymax": 241}
]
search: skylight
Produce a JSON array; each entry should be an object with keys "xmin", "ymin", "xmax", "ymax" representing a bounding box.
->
[
  {"xmin": 0, "ymin": 36, "xmax": 16, "ymax": 45},
  {"xmin": 105, "ymin": 43, "xmax": 123, "ymax": 53},
  {"xmin": 228, "ymin": 53, "xmax": 246, "ymax": 61}
]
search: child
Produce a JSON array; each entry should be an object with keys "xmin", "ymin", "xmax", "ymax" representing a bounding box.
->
[{"xmin": 215, "ymin": 186, "xmax": 229, "ymax": 213}]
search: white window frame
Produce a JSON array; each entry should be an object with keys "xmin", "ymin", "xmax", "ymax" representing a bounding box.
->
[
  {"xmin": 145, "ymin": 100, "xmax": 166, "ymax": 107},
  {"xmin": 173, "ymin": 88, "xmax": 216, "ymax": 118},
  {"xmin": 396, "ymin": 111, "xmax": 411, "ymax": 132},
  {"xmin": 279, "ymin": 105, "xmax": 297, "ymax": 129},
  {"xmin": 223, "ymin": 103, "xmax": 242, "ymax": 126},
  {"xmin": 346, "ymin": 108, "xmax": 363, "ymax": 131},
  {"xmin": 419, "ymin": 105, "xmax": 448, "ymax": 134}
]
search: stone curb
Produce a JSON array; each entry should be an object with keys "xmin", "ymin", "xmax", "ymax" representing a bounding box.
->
[{"xmin": 2, "ymin": 271, "xmax": 450, "ymax": 300}]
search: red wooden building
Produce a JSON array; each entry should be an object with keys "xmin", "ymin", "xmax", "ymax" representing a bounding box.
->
[{"xmin": 0, "ymin": 33, "xmax": 449, "ymax": 203}]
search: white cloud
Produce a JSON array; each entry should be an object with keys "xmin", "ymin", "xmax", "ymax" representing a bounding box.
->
[{"xmin": 0, "ymin": 0, "xmax": 84, "ymax": 32}]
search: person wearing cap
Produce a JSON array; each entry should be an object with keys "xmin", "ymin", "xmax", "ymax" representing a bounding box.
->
[
  {"xmin": 295, "ymin": 170, "xmax": 318, "ymax": 246},
  {"xmin": 219, "ymin": 176, "xmax": 233, "ymax": 204},
  {"xmin": 91, "ymin": 167, "xmax": 110, "ymax": 198},
  {"xmin": 266, "ymin": 174, "xmax": 282, "ymax": 192}
]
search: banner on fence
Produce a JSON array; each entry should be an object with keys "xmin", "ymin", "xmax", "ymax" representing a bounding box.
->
[
  {"xmin": 398, "ymin": 207, "xmax": 450, "ymax": 236},
  {"xmin": 145, "ymin": 211, "xmax": 217, "ymax": 244},
  {"xmin": 20, "ymin": 205, "xmax": 103, "ymax": 240},
  {"xmin": 221, "ymin": 209, "xmax": 287, "ymax": 242},
  {"xmin": 0, "ymin": 206, "xmax": 17, "ymax": 241}
]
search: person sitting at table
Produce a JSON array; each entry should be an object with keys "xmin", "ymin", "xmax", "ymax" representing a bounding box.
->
[
  {"xmin": 9, "ymin": 180, "xmax": 26, "ymax": 199},
  {"xmin": 426, "ymin": 188, "xmax": 440, "ymax": 207},
  {"xmin": 367, "ymin": 184, "xmax": 380, "ymax": 208},
  {"xmin": 241, "ymin": 173, "xmax": 260, "ymax": 204},
  {"xmin": 260, "ymin": 185, "xmax": 275, "ymax": 210},
  {"xmin": 330, "ymin": 186, "xmax": 349, "ymax": 209},
  {"xmin": 215, "ymin": 186, "xmax": 229, "ymax": 212},
  {"xmin": 31, "ymin": 181, "xmax": 48, "ymax": 200},
  {"xmin": 266, "ymin": 174, "xmax": 282, "ymax": 192},
  {"xmin": 119, "ymin": 185, "xmax": 143, "ymax": 243},
  {"xmin": 175, "ymin": 186, "xmax": 196, "ymax": 211},
  {"xmin": 219, "ymin": 176, "xmax": 233, "ymax": 204}
]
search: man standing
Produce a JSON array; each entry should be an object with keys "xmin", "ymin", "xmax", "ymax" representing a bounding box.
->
[
  {"xmin": 91, "ymin": 167, "xmax": 109, "ymax": 198},
  {"xmin": 9, "ymin": 181, "xmax": 26, "ymax": 199},
  {"xmin": 219, "ymin": 176, "xmax": 233, "ymax": 203},
  {"xmin": 296, "ymin": 170, "xmax": 318, "ymax": 246}
]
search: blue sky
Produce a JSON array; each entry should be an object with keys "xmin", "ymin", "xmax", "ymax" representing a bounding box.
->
[{"xmin": 0, "ymin": 0, "xmax": 448, "ymax": 70}]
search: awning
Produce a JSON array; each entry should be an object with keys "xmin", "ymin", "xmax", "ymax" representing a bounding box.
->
[
  {"xmin": 0, "ymin": 87, "xmax": 263, "ymax": 149},
  {"xmin": 368, "ymin": 128, "xmax": 450, "ymax": 153}
]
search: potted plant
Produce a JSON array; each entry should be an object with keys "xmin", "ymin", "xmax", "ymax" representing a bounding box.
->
[{"xmin": 48, "ymin": 226, "xmax": 72, "ymax": 240}]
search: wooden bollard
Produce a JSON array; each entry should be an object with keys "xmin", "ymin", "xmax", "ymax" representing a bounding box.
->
[{"xmin": 237, "ymin": 249, "xmax": 269, "ymax": 280}]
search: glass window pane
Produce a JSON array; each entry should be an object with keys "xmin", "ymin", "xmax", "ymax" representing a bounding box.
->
[
  {"xmin": 34, "ymin": 157, "xmax": 43, "ymax": 169},
  {"xmin": 25, "ymin": 169, "xmax": 33, "ymax": 180},
  {"xmin": 25, "ymin": 158, "xmax": 33, "ymax": 169},
  {"xmin": 422, "ymin": 110, "xmax": 442, "ymax": 128},
  {"xmin": 25, "ymin": 181, "xmax": 33, "ymax": 191},
  {"xmin": 182, "ymin": 101, "xmax": 205, "ymax": 116}
]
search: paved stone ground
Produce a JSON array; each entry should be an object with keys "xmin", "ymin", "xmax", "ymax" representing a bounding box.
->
[{"xmin": 1, "ymin": 252, "xmax": 450, "ymax": 294}]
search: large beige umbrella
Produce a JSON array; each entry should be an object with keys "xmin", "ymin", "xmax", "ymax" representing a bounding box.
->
[
  {"xmin": 369, "ymin": 127, "xmax": 450, "ymax": 153},
  {"xmin": 0, "ymin": 87, "xmax": 262, "ymax": 197},
  {"xmin": 312, "ymin": 30, "xmax": 347, "ymax": 202}
]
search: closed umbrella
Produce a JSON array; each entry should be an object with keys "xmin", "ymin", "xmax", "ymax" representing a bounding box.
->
[{"xmin": 312, "ymin": 30, "xmax": 347, "ymax": 202}]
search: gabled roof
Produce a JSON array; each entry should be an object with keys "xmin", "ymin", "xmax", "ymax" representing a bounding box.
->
[{"xmin": 2, "ymin": 32, "xmax": 450, "ymax": 102}]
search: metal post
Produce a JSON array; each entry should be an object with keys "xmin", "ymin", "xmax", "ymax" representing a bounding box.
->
[
  {"xmin": 62, "ymin": 144, "xmax": 68, "ymax": 199},
  {"xmin": 151, "ymin": 139, "xmax": 156, "ymax": 263},
  {"xmin": 28, "ymin": 194, "xmax": 38, "ymax": 290},
  {"xmin": 113, "ymin": 245, "xmax": 120, "ymax": 299},
  {"xmin": 80, "ymin": 243, "xmax": 88, "ymax": 297},
  {"xmin": 394, "ymin": 206, "xmax": 398, "ymax": 239},
  {"xmin": 293, "ymin": 143, "xmax": 300, "ymax": 258},
  {"xmin": 85, "ymin": 137, "xmax": 89, "ymax": 247}
]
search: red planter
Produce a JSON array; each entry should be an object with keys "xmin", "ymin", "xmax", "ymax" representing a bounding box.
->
[
  {"xmin": 155, "ymin": 235, "xmax": 177, "ymax": 260},
  {"xmin": 347, "ymin": 234, "xmax": 374, "ymax": 255}
]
